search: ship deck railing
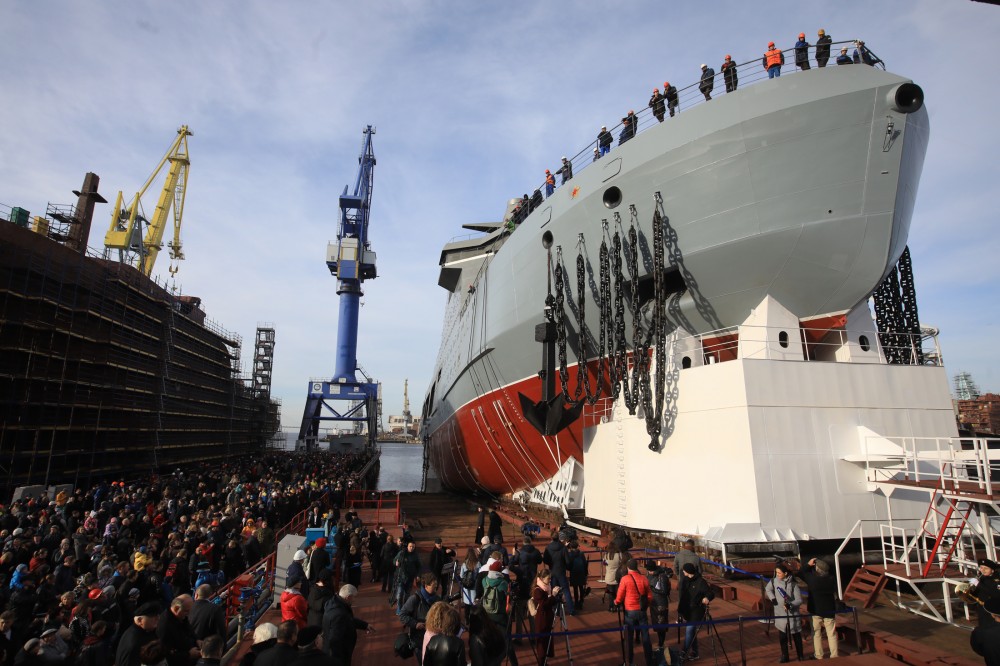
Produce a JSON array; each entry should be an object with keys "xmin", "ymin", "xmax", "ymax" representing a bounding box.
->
[{"xmin": 511, "ymin": 39, "xmax": 884, "ymax": 215}]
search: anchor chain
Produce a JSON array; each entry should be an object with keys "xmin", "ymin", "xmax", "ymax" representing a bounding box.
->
[{"xmin": 873, "ymin": 246, "xmax": 921, "ymax": 365}]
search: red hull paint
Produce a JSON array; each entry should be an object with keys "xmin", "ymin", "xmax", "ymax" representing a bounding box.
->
[{"xmin": 428, "ymin": 364, "xmax": 610, "ymax": 495}]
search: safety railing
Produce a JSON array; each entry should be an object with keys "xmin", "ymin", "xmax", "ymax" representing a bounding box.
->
[
  {"xmin": 509, "ymin": 39, "xmax": 884, "ymax": 217},
  {"xmin": 861, "ymin": 436, "xmax": 1000, "ymax": 496},
  {"xmin": 344, "ymin": 488, "xmax": 401, "ymax": 526}
]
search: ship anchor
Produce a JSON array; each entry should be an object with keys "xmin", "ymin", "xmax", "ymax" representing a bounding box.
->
[{"xmin": 518, "ymin": 230, "xmax": 583, "ymax": 436}]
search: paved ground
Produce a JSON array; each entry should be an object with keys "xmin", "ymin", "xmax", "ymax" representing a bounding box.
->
[{"xmin": 231, "ymin": 492, "xmax": 980, "ymax": 666}]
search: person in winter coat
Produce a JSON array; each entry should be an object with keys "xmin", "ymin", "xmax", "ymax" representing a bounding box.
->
[
  {"xmin": 699, "ymin": 64, "xmax": 715, "ymax": 100},
  {"xmin": 815, "ymin": 29, "xmax": 832, "ymax": 67},
  {"xmin": 794, "ymin": 33, "xmax": 811, "ymax": 70},
  {"xmin": 615, "ymin": 559, "xmax": 654, "ymax": 666},
  {"xmin": 306, "ymin": 569, "xmax": 334, "ymax": 628},
  {"xmin": 421, "ymin": 602, "xmax": 464, "ymax": 666},
  {"xmin": 648, "ymin": 88, "xmax": 666, "ymax": 122},
  {"xmin": 468, "ymin": 605, "xmax": 506, "ymax": 666},
  {"xmin": 836, "ymin": 47, "xmax": 853, "ymax": 65},
  {"xmin": 307, "ymin": 539, "xmax": 330, "ymax": 584},
  {"xmin": 542, "ymin": 533, "xmax": 573, "ymax": 614},
  {"xmin": 555, "ymin": 157, "xmax": 573, "ymax": 184},
  {"xmin": 530, "ymin": 569, "xmax": 561, "ymax": 666},
  {"xmin": 801, "ymin": 558, "xmax": 838, "ymax": 659},
  {"xmin": 566, "ymin": 542, "xmax": 588, "ymax": 609},
  {"xmin": 279, "ymin": 576, "xmax": 308, "ymax": 630},
  {"xmin": 664, "ymin": 82, "xmax": 679, "ymax": 117},
  {"xmin": 428, "ymin": 539, "xmax": 454, "ymax": 594},
  {"xmin": 678, "ymin": 563, "xmax": 714, "ymax": 661},
  {"xmin": 763, "ymin": 41, "xmax": 785, "ymax": 78},
  {"xmin": 380, "ymin": 537, "xmax": 400, "ymax": 594},
  {"xmin": 286, "ymin": 551, "xmax": 309, "ymax": 599},
  {"xmin": 253, "ymin": 621, "xmax": 298, "ymax": 666},
  {"xmin": 487, "ymin": 510, "xmax": 503, "ymax": 545},
  {"xmin": 721, "ymin": 55, "xmax": 738, "ymax": 92},
  {"xmin": 321, "ymin": 584, "xmax": 372, "ymax": 666},
  {"xmin": 290, "ymin": 626, "xmax": 328, "ymax": 666},
  {"xmin": 474, "ymin": 507, "xmax": 485, "ymax": 546},
  {"xmin": 399, "ymin": 574, "xmax": 440, "ymax": 666},
  {"xmin": 618, "ymin": 111, "xmax": 638, "ymax": 146},
  {"xmin": 766, "ymin": 563, "xmax": 804, "ymax": 662},
  {"xmin": 645, "ymin": 560, "xmax": 672, "ymax": 652},
  {"xmin": 597, "ymin": 126, "xmax": 613, "ymax": 156},
  {"xmin": 344, "ymin": 545, "xmax": 363, "ymax": 588},
  {"xmin": 515, "ymin": 537, "xmax": 542, "ymax": 590},
  {"xmin": 392, "ymin": 542, "xmax": 421, "ymax": 612},
  {"xmin": 603, "ymin": 543, "xmax": 623, "ymax": 612}
]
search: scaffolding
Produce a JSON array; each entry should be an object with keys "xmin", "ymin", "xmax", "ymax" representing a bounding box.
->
[{"xmin": 0, "ymin": 210, "xmax": 273, "ymax": 495}]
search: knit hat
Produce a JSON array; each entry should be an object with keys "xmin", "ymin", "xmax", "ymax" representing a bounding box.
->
[
  {"xmin": 489, "ymin": 560, "xmax": 503, "ymax": 572},
  {"xmin": 314, "ymin": 537, "xmax": 327, "ymax": 550},
  {"xmin": 293, "ymin": 550, "xmax": 307, "ymax": 561},
  {"xmin": 682, "ymin": 563, "xmax": 698, "ymax": 575}
]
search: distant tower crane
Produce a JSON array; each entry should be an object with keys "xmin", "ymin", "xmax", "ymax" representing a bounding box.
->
[
  {"xmin": 298, "ymin": 126, "xmax": 380, "ymax": 451},
  {"xmin": 104, "ymin": 126, "xmax": 191, "ymax": 277},
  {"xmin": 402, "ymin": 379, "xmax": 413, "ymax": 431}
]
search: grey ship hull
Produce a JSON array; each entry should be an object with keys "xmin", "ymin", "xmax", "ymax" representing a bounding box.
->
[{"xmin": 422, "ymin": 65, "xmax": 929, "ymax": 495}]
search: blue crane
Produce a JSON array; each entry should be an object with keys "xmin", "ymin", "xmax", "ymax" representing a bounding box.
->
[{"xmin": 297, "ymin": 126, "xmax": 380, "ymax": 451}]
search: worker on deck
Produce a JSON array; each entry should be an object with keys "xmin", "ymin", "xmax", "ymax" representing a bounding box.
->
[
  {"xmin": 699, "ymin": 64, "xmax": 715, "ymax": 100},
  {"xmin": 649, "ymin": 87, "xmax": 666, "ymax": 122},
  {"xmin": 836, "ymin": 47, "xmax": 853, "ymax": 65},
  {"xmin": 597, "ymin": 126, "xmax": 613, "ymax": 156},
  {"xmin": 816, "ymin": 29, "xmax": 832, "ymax": 67},
  {"xmin": 544, "ymin": 170, "xmax": 555, "ymax": 197},
  {"xmin": 763, "ymin": 41, "xmax": 784, "ymax": 78},
  {"xmin": 721, "ymin": 55, "xmax": 738, "ymax": 92},
  {"xmin": 664, "ymin": 82, "xmax": 679, "ymax": 117},
  {"xmin": 795, "ymin": 33, "xmax": 811, "ymax": 70},
  {"xmin": 555, "ymin": 156, "xmax": 573, "ymax": 184}
]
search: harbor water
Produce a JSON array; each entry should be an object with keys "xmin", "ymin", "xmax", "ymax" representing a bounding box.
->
[{"xmin": 279, "ymin": 431, "xmax": 423, "ymax": 492}]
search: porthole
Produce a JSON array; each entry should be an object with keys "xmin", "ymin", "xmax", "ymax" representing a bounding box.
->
[
  {"xmin": 778, "ymin": 331, "xmax": 789, "ymax": 348},
  {"xmin": 603, "ymin": 186, "xmax": 623, "ymax": 209},
  {"xmin": 859, "ymin": 335, "xmax": 871, "ymax": 352},
  {"xmin": 682, "ymin": 356, "xmax": 692, "ymax": 369}
]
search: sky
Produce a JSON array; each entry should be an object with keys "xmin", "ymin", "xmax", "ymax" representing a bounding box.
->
[{"xmin": 1, "ymin": 1, "xmax": 998, "ymax": 433}]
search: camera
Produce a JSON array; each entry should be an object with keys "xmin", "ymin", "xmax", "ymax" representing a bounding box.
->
[{"xmin": 445, "ymin": 593, "xmax": 463, "ymax": 603}]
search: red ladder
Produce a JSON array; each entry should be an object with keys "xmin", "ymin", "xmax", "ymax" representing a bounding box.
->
[{"xmin": 918, "ymin": 485, "xmax": 972, "ymax": 577}]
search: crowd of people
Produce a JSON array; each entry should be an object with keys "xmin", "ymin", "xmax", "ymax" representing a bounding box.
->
[
  {"xmin": 0, "ymin": 450, "xmax": 374, "ymax": 665},
  {"xmin": 502, "ymin": 31, "xmax": 884, "ymax": 231}
]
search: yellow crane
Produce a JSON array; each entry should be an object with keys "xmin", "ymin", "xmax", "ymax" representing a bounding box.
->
[{"xmin": 104, "ymin": 126, "xmax": 191, "ymax": 277}]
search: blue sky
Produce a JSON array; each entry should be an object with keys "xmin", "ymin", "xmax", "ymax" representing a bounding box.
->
[{"xmin": 2, "ymin": 1, "xmax": 997, "ymax": 431}]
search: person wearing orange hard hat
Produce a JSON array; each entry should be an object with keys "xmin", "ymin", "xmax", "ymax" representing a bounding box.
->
[
  {"xmin": 763, "ymin": 40, "xmax": 785, "ymax": 79},
  {"xmin": 544, "ymin": 169, "xmax": 555, "ymax": 197},
  {"xmin": 663, "ymin": 81, "xmax": 679, "ymax": 117},
  {"xmin": 721, "ymin": 54, "xmax": 738, "ymax": 93},
  {"xmin": 794, "ymin": 32, "xmax": 811, "ymax": 71}
]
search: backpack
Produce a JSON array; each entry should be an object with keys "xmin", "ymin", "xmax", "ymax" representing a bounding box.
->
[
  {"xmin": 651, "ymin": 571, "xmax": 671, "ymax": 600},
  {"xmin": 481, "ymin": 580, "xmax": 507, "ymax": 615},
  {"xmin": 461, "ymin": 568, "xmax": 477, "ymax": 591}
]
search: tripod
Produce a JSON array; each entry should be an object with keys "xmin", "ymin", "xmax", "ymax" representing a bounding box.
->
[
  {"xmin": 690, "ymin": 608, "xmax": 730, "ymax": 666},
  {"xmin": 540, "ymin": 600, "xmax": 574, "ymax": 666}
]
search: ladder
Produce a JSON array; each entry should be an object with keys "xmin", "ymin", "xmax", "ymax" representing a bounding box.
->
[
  {"xmin": 919, "ymin": 483, "xmax": 973, "ymax": 578},
  {"xmin": 843, "ymin": 565, "xmax": 888, "ymax": 608}
]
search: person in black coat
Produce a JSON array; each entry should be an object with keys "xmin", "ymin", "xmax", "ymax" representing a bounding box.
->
[
  {"xmin": 664, "ymin": 83, "xmax": 679, "ymax": 117},
  {"xmin": 801, "ymin": 558, "xmax": 839, "ymax": 659},
  {"xmin": 254, "ymin": 621, "xmax": 299, "ymax": 666},
  {"xmin": 380, "ymin": 537, "xmax": 400, "ymax": 594},
  {"xmin": 699, "ymin": 64, "xmax": 715, "ymax": 101},
  {"xmin": 597, "ymin": 126, "xmax": 613, "ymax": 157},
  {"xmin": 115, "ymin": 602, "xmax": 161, "ymax": 666},
  {"xmin": 678, "ymin": 564, "xmax": 713, "ymax": 660},
  {"xmin": 156, "ymin": 595, "xmax": 198, "ymax": 666},
  {"xmin": 428, "ymin": 539, "xmax": 455, "ymax": 594},
  {"xmin": 815, "ymin": 29, "xmax": 832, "ymax": 67},
  {"xmin": 971, "ymin": 598, "xmax": 1000, "ymax": 666},
  {"xmin": 649, "ymin": 88, "xmax": 666, "ymax": 122},
  {"xmin": 721, "ymin": 55, "xmax": 738, "ymax": 92},
  {"xmin": 474, "ymin": 508, "xmax": 485, "ymax": 546},
  {"xmin": 487, "ymin": 511, "xmax": 502, "ymax": 545},
  {"xmin": 289, "ymin": 625, "xmax": 331, "ymax": 666},
  {"xmin": 308, "ymin": 539, "xmax": 331, "ymax": 583},
  {"xmin": 307, "ymin": 570, "xmax": 335, "ymax": 628},
  {"xmin": 321, "ymin": 585, "xmax": 372, "ymax": 666},
  {"xmin": 542, "ymin": 534, "xmax": 573, "ymax": 614},
  {"xmin": 188, "ymin": 585, "xmax": 225, "ymax": 643}
]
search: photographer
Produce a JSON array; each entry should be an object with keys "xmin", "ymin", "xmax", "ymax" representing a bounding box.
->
[
  {"xmin": 678, "ymin": 563, "xmax": 714, "ymax": 661},
  {"xmin": 766, "ymin": 563, "xmax": 804, "ymax": 662},
  {"xmin": 801, "ymin": 558, "xmax": 838, "ymax": 659},
  {"xmin": 530, "ymin": 569, "xmax": 561, "ymax": 666}
]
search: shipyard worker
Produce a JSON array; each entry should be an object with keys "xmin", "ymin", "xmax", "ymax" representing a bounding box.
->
[
  {"xmin": 544, "ymin": 170, "xmax": 555, "ymax": 198},
  {"xmin": 649, "ymin": 88, "xmax": 666, "ymax": 122},
  {"xmin": 678, "ymin": 563, "xmax": 714, "ymax": 662},
  {"xmin": 616, "ymin": 559, "xmax": 654, "ymax": 666},
  {"xmin": 763, "ymin": 41, "xmax": 784, "ymax": 78},
  {"xmin": 794, "ymin": 33, "xmax": 811, "ymax": 71},
  {"xmin": 699, "ymin": 64, "xmax": 715, "ymax": 101},
  {"xmin": 836, "ymin": 47, "xmax": 853, "ymax": 65},
  {"xmin": 555, "ymin": 157, "xmax": 573, "ymax": 184},
  {"xmin": 619, "ymin": 111, "xmax": 638, "ymax": 146},
  {"xmin": 593, "ymin": 147, "xmax": 600, "ymax": 162},
  {"xmin": 801, "ymin": 558, "xmax": 838, "ymax": 659},
  {"xmin": 853, "ymin": 41, "xmax": 881, "ymax": 67},
  {"xmin": 721, "ymin": 55, "xmax": 738, "ymax": 93},
  {"xmin": 115, "ymin": 602, "xmax": 161, "ymax": 666},
  {"xmin": 815, "ymin": 29, "xmax": 832, "ymax": 67},
  {"xmin": 156, "ymin": 594, "xmax": 199, "ymax": 666},
  {"xmin": 766, "ymin": 564, "xmax": 805, "ymax": 662},
  {"xmin": 597, "ymin": 126, "xmax": 613, "ymax": 156},
  {"xmin": 530, "ymin": 189, "xmax": 543, "ymax": 212},
  {"xmin": 664, "ymin": 82, "xmax": 679, "ymax": 117}
]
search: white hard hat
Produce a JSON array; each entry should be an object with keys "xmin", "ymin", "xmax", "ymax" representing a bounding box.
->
[{"xmin": 293, "ymin": 550, "xmax": 307, "ymax": 561}]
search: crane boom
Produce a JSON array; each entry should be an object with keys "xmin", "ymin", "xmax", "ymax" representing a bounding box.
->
[{"xmin": 104, "ymin": 126, "xmax": 191, "ymax": 276}]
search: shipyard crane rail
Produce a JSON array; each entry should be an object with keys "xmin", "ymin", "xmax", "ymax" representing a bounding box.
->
[
  {"xmin": 103, "ymin": 126, "xmax": 191, "ymax": 277},
  {"xmin": 297, "ymin": 126, "xmax": 380, "ymax": 452}
]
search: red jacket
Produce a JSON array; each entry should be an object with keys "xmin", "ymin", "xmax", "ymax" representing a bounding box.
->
[
  {"xmin": 280, "ymin": 588, "xmax": 308, "ymax": 628},
  {"xmin": 615, "ymin": 571, "xmax": 653, "ymax": 611}
]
